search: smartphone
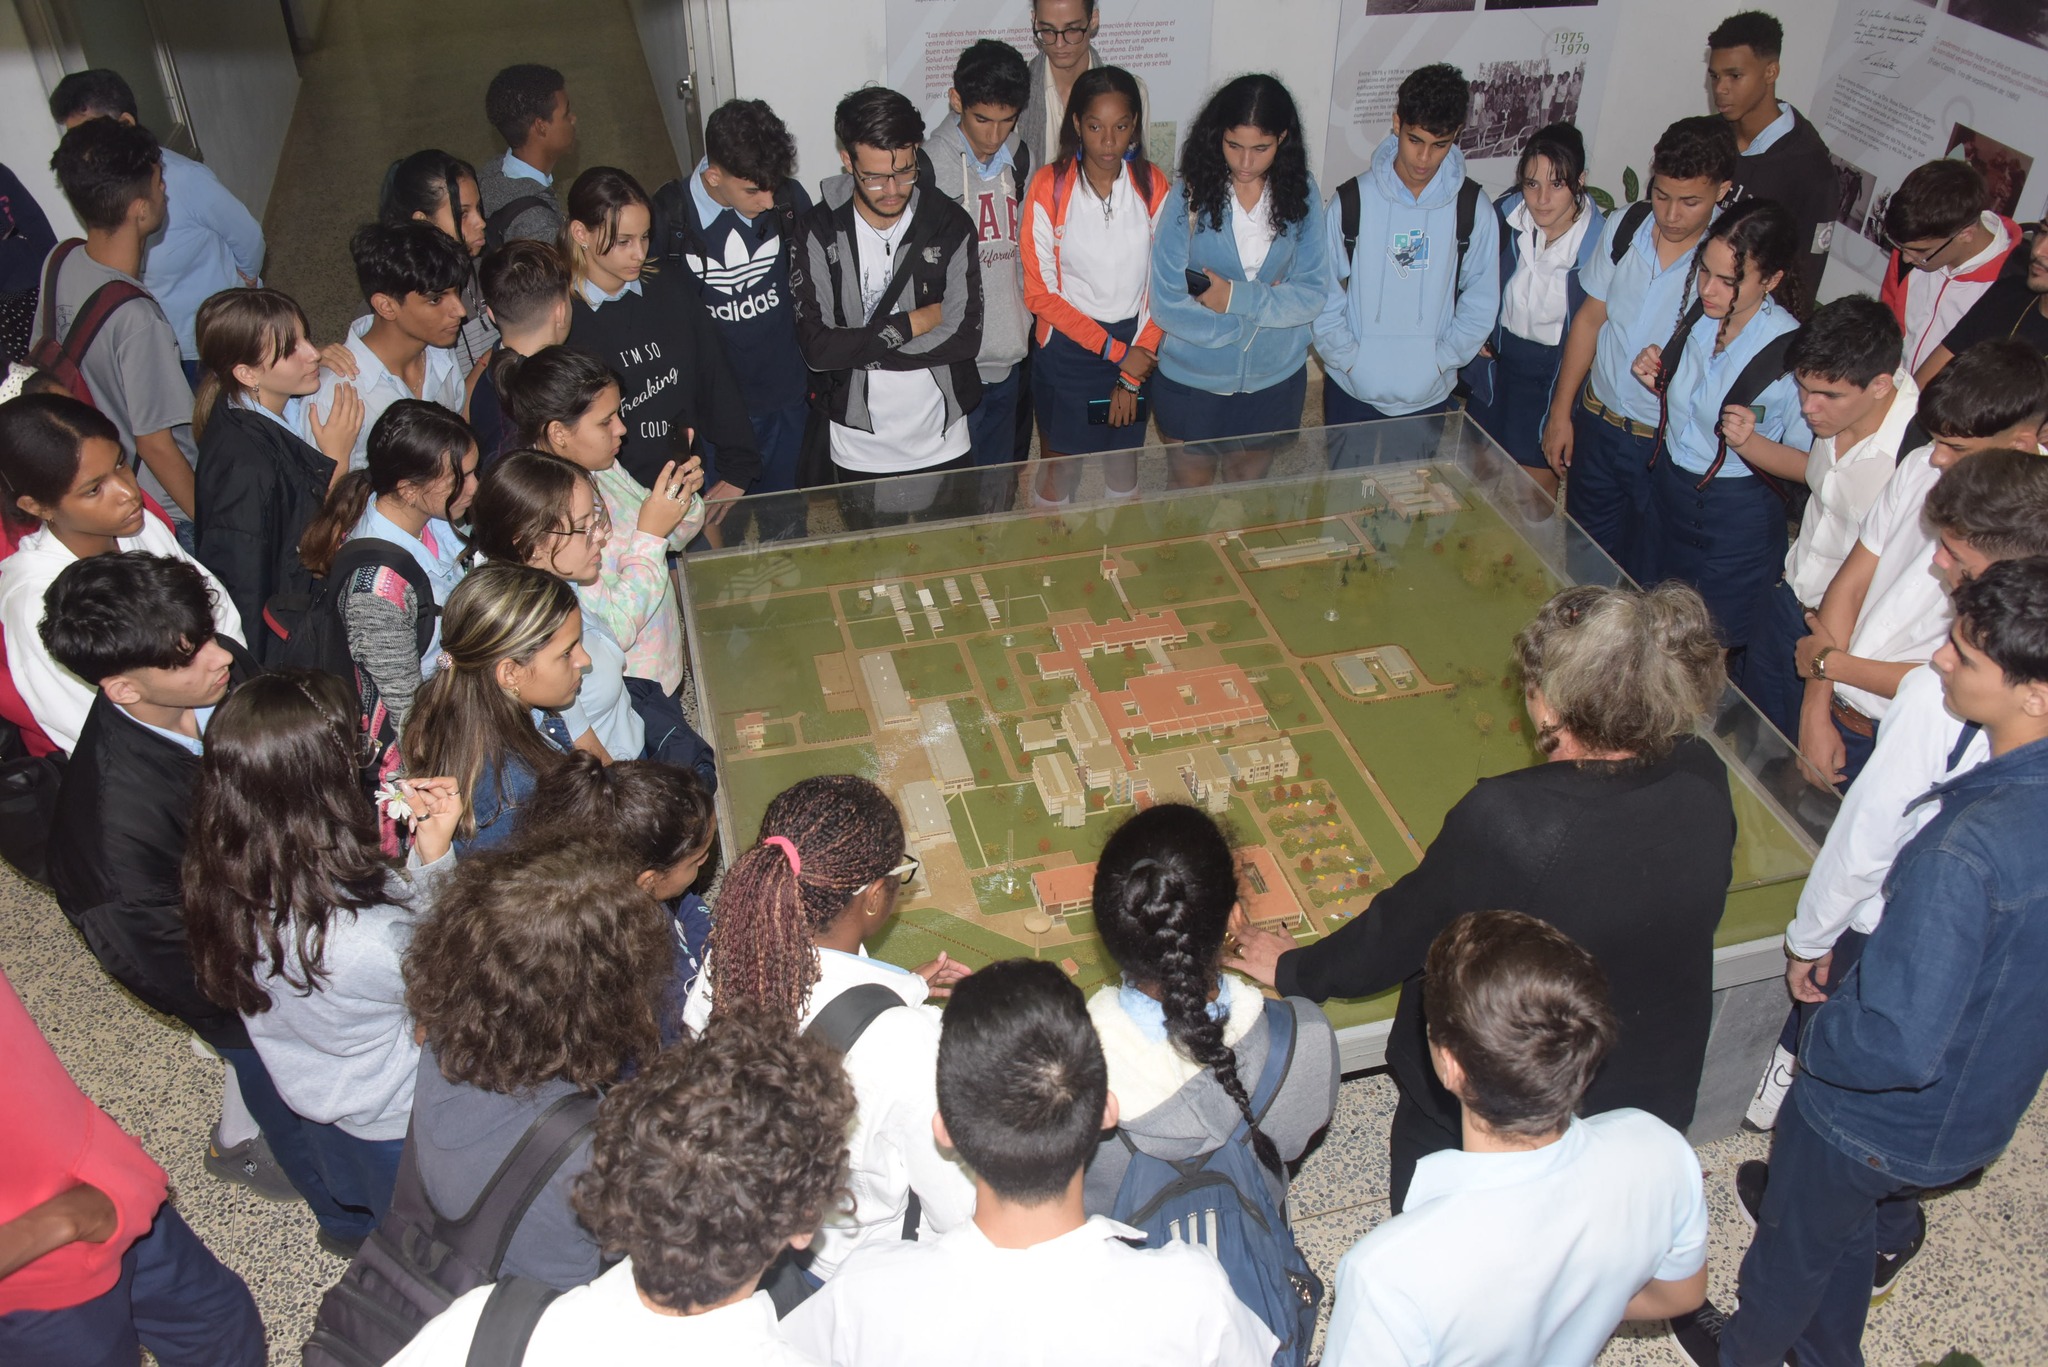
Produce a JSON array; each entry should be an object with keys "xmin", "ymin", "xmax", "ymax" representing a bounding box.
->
[
  {"xmin": 1088, "ymin": 395, "xmax": 1149, "ymax": 426},
  {"xmin": 1185, "ymin": 268, "xmax": 1212, "ymax": 297}
]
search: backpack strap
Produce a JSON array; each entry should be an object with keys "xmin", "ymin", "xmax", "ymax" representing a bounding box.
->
[
  {"xmin": 446, "ymin": 1092, "xmax": 602, "ymax": 1277},
  {"xmin": 36, "ymin": 239, "xmax": 81, "ymax": 350},
  {"xmin": 1696, "ymin": 324, "xmax": 1803, "ymax": 497},
  {"xmin": 464, "ymin": 1277, "xmax": 562, "ymax": 1367},
  {"xmin": 1452, "ymin": 178, "xmax": 1481, "ymax": 306},
  {"xmin": 1337, "ymin": 177, "xmax": 1361, "ymax": 269},
  {"xmin": 484, "ymin": 195, "xmax": 554, "ymax": 250},
  {"xmin": 804, "ymin": 981, "xmax": 905, "ymax": 1053},
  {"xmin": 1611, "ymin": 200, "xmax": 1653, "ymax": 266},
  {"xmin": 327, "ymin": 537, "xmax": 441, "ymax": 658},
  {"xmin": 1648, "ymin": 296, "xmax": 1707, "ymax": 470}
]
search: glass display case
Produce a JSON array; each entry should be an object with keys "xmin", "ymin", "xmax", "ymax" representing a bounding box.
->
[{"xmin": 681, "ymin": 415, "xmax": 1836, "ymax": 1055}]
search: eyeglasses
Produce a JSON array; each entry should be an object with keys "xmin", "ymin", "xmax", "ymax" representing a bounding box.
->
[
  {"xmin": 1032, "ymin": 22, "xmax": 1090, "ymax": 45},
  {"xmin": 547, "ymin": 512, "xmax": 611, "ymax": 544},
  {"xmin": 1884, "ymin": 226, "xmax": 1965, "ymax": 266},
  {"xmin": 861, "ymin": 854, "xmax": 921, "ymax": 892},
  {"xmin": 854, "ymin": 163, "xmax": 919, "ymax": 190}
]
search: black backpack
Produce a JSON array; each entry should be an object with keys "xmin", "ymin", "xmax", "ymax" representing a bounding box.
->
[
  {"xmin": 1649, "ymin": 300, "xmax": 1804, "ymax": 500},
  {"xmin": 482, "ymin": 195, "xmax": 556, "ymax": 254},
  {"xmin": 301, "ymin": 1093, "xmax": 599, "ymax": 1367},
  {"xmin": 1608, "ymin": 199, "xmax": 1654, "ymax": 266},
  {"xmin": 1336, "ymin": 175, "xmax": 1483, "ymax": 304},
  {"xmin": 265, "ymin": 537, "xmax": 439, "ymax": 710}
]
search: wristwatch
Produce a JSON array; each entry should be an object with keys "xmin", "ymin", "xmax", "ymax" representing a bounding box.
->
[{"xmin": 1810, "ymin": 646, "xmax": 1836, "ymax": 682}]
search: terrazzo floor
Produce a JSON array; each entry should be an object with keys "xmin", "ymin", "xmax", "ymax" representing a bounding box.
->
[{"xmin": 4, "ymin": 861, "xmax": 2042, "ymax": 1365}]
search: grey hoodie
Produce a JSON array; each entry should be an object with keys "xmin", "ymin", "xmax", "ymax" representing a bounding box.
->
[
  {"xmin": 1083, "ymin": 992, "xmax": 1340, "ymax": 1215},
  {"xmin": 925, "ymin": 114, "xmax": 1032, "ymax": 381}
]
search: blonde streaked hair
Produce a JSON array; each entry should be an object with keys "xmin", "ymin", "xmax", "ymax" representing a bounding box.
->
[
  {"xmin": 558, "ymin": 165, "xmax": 658, "ymax": 288},
  {"xmin": 1512, "ymin": 582, "xmax": 1725, "ymax": 761}
]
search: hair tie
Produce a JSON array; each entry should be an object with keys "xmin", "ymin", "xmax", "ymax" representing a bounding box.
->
[
  {"xmin": 764, "ymin": 835, "xmax": 802, "ymax": 878},
  {"xmin": 435, "ymin": 651, "xmax": 453, "ymax": 670},
  {"xmin": 1128, "ymin": 858, "xmax": 1160, "ymax": 875}
]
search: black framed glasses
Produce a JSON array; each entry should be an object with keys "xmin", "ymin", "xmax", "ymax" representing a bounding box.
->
[
  {"xmin": 1032, "ymin": 22, "xmax": 1090, "ymax": 45},
  {"xmin": 861, "ymin": 854, "xmax": 921, "ymax": 892},
  {"xmin": 853, "ymin": 162, "xmax": 919, "ymax": 190},
  {"xmin": 1884, "ymin": 225, "xmax": 1966, "ymax": 266}
]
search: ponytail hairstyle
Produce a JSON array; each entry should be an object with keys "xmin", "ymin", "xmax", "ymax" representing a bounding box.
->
[
  {"xmin": 401, "ymin": 562, "xmax": 579, "ymax": 841},
  {"xmin": 192, "ymin": 287, "xmax": 309, "ymax": 442},
  {"xmin": 496, "ymin": 344, "xmax": 620, "ymax": 452},
  {"xmin": 0, "ymin": 392, "xmax": 121, "ymax": 534},
  {"xmin": 300, "ymin": 400, "xmax": 478, "ymax": 574},
  {"xmin": 1514, "ymin": 122, "xmax": 1587, "ymax": 211},
  {"xmin": 1059, "ymin": 65, "xmax": 1154, "ymax": 199},
  {"xmin": 560, "ymin": 166, "xmax": 656, "ymax": 287},
  {"xmin": 1179, "ymin": 74, "xmax": 1310, "ymax": 236},
  {"xmin": 707, "ymin": 775, "xmax": 904, "ymax": 1023},
  {"xmin": 1093, "ymin": 803, "xmax": 1282, "ymax": 1175},
  {"xmin": 467, "ymin": 447, "xmax": 599, "ymax": 568},
  {"xmin": 380, "ymin": 149, "xmax": 483, "ymax": 256},
  {"xmin": 1682, "ymin": 196, "xmax": 1804, "ymax": 334},
  {"xmin": 517, "ymin": 750, "xmax": 715, "ymax": 877},
  {"xmin": 184, "ymin": 670, "xmax": 392, "ymax": 1015}
]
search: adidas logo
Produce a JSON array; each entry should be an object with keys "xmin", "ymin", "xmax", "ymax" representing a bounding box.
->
[{"xmin": 688, "ymin": 229, "xmax": 780, "ymax": 296}]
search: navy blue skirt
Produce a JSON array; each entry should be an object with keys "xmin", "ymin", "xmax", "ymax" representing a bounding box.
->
[
  {"xmin": 1033, "ymin": 316, "xmax": 1150, "ymax": 455},
  {"xmin": 1153, "ymin": 366, "xmax": 1308, "ymax": 453},
  {"xmin": 1466, "ymin": 329, "xmax": 1563, "ymax": 469}
]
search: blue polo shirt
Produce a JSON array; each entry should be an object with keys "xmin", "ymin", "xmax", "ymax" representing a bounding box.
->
[
  {"xmin": 1663, "ymin": 297, "xmax": 1812, "ymax": 479},
  {"xmin": 1743, "ymin": 103, "xmax": 1795, "ymax": 158},
  {"xmin": 1579, "ymin": 209, "xmax": 1709, "ymax": 427}
]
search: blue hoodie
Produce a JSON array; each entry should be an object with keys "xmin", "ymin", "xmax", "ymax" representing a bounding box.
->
[{"xmin": 1313, "ymin": 136, "xmax": 1500, "ymax": 415}]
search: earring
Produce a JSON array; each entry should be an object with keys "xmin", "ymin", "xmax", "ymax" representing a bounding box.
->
[{"xmin": 508, "ymin": 682, "xmax": 521, "ymax": 701}]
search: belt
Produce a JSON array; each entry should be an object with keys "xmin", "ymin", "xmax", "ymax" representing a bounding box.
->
[
  {"xmin": 1830, "ymin": 695, "xmax": 1876, "ymax": 739},
  {"xmin": 1578, "ymin": 379, "xmax": 1657, "ymax": 441}
]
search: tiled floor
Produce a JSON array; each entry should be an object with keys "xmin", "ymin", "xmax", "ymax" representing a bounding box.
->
[{"xmin": 4, "ymin": 859, "xmax": 2041, "ymax": 1365}]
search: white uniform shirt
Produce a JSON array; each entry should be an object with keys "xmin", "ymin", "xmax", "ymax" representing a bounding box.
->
[
  {"xmin": 1500, "ymin": 201, "xmax": 1592, "ymax": 346},
  {"xmin": 1231, "ymin": 184, "xmax": 1277, "ymax": 282},
  {"xmin": 781, "ymin": 1214, "xmax": 1279, "ymax": 1367},
  {"xmin": 1838, "ymin": 445, "xmax": 1948, "ymax": 720},
  {"xmin": 1324, "ymin": 1110, "xmax": 1707, "ymax": 1367},
  {"xmin": 829, "ymin": 212, "xmax": 970, "ymax": 475},
  {"xmin": 0, "ymin": 516, "xmax": 244, "ymax": 753},
  {"xmin": 385, "ymin": 1260, "xmax": 819, "ymax": 1367},
  {"xmin": 1902, "ymin": 213, "xmax": 2011, "ymax": 374},
  {"xmin": 1784, "ymin": 373, "xmax": 1921, "ymax": 607},
  {"xmin": 1786, "ymin": 665, "xmax": 1988, "ymax": 958},
  {"xmin": 682, "ymin": 945, "xmax": 975, "ymax": 1279},
  {"xmin": 1057, "ymin": 166, "xmax": 1155, "ymax": 324}
]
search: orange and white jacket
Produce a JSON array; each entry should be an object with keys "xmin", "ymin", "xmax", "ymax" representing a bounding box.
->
[{"xmin": 1021, "ymin": 157, "xmax": 1173, "ymax": 367}]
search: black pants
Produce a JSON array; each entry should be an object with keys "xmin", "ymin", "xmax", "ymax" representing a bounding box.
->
[{"xmin": 1388, "ymin": 1088, "xmax": 1462, "ymax": 1214}]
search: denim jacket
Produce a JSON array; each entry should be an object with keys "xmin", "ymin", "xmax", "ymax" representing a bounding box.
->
[
  {"xmin": 1149, "ymin": 176, "xmax": 1330, "ymax": 395},
  {"xmin": 1795, "ymin": 734, "xmax": 2048, "ymax": 1186}
]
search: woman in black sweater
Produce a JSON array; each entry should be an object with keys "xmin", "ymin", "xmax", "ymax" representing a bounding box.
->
[
  {"xmin": 191, "ymin": 288, "xmax": 361, "ymax": 660},
  {"xmin": 560, "ymin": 166, "xmax": 762, "ymax": 505},
  {"xmin": 1231, "ymin": 582, "xmax": 1736, "ymax": 1211}
]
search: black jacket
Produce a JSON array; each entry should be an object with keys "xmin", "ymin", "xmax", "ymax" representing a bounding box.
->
[
  {"xmin": 47, "ymin": 646, "xmax": 258, "ymax": 1049},
  {"xmin": 193, "ymin": 397, "xmax": 336, "ymax": 662},
  {"xmin": 1276, "ymin": 736, "xmax": 1736, "ymax": 1137},
  {"xmin": 1728, "ymin": 104, "xmax": 1837, "ymax": 310}
]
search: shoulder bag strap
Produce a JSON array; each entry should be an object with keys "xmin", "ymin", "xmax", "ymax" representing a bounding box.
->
[
  {"xmin": 464, "ymin": 1277, "xmax": 563, "ymax": 1367},
  {"xmin": 328, "ymin": 537, "xmax": 440, "ymax": 656},
  {"xmin": 803, "ymin": 981, "xmax": 905, "ymax": 1053},
  {"xmin": 1247, "ymin": 997, "xmax": 1299, "ymax": 1126},
  {"xmin": 444, "ymin": 1091, "xmax": 603, "ymax": 1276}
]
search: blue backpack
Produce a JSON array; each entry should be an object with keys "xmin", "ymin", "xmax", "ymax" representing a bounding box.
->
[{"xmin": 1108, "ymin": 997, "xmax": 1323, "ymax": 1366}]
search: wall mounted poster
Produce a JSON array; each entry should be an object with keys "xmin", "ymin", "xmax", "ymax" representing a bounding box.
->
[
  {"xmin": 885, "ymin": 0, "xmax": 1214, "ymax": 168},
  {"xmin": 1811, "ymin": 0, "xmax": 2048, "ymax": 295},
  {"xmin": 1321, "ymin": 0, "xmax": 1621, "ymax": 199}
]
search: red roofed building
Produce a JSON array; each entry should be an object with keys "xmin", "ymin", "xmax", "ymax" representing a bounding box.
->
[{"xmin": 1099, "ymin": 665, "xmax": 1268, "ymax": 743}]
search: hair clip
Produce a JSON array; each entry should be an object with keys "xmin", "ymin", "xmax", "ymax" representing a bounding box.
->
[
  {"xmin": 1128, "ymin": 858, "xmax": 1161, "ymax": 875},
  {"xmin": 436, "ymin": 651, "xmax": 454, "ymax": 670}
]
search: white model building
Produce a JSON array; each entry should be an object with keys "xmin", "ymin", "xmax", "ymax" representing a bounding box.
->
[
  {"xmin": 1225, "ymin": 737, "xmax": 1299, "ymax": 785},
  {"xmin": 900, "ymin": 780, "xmax": 955, "ymax": 849},
  {"xmin": 919, "ymin": 702, "xmax": 975, "ymax": 793},
  {"xmin": 1032, "ymin": 752, "xmax": 1088, "ymax": 828},
  {"xmin": 861, "ymin": 652, "xmax": 915, "ymax": 727}
]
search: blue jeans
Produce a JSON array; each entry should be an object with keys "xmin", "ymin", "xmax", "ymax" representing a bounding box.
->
[
  {"xmin": 1565, "ymin": 398, "xmax": 1657, "ymax": 583},
  {"xmin": 1737, "ymin": 579, "xmax": 1810, "ymax": 743},
  {"xmin": 1723, "ymin": 1093, "xmax": 1916, "ymax": 1367},
  {"xmin": 216, "ymin": 1044, "xmax": 378, "ymax": 1241},
  {"xmin": 1324, "ymin": 386, "xmax": 1455, "ymax": 469},
  {"xmin": 967, "ymin": 365, "xmax": 1024, "ymax": 466},
  {"xmin": 0, "ymin": 1206, "xmax": 264, "ymax": 1367}
]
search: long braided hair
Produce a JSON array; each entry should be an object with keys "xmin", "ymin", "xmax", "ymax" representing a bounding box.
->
[
  {"xmin": 706, "ymin": 775, "xmax": 904, "ymax": 1024},
  {"xmin": 1093, "ymin": 803, "xmax": 1283, "ymax": 1175}
]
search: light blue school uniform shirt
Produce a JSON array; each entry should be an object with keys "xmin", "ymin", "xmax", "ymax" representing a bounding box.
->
[
  {"xmin": 148, "ymin": 149, "xmax": 265, "ymax": 360},
  {"xmin": 349, "ymin": 502, "xmax": 466, "ymax": 668},
  {"xmin": 575, "ymin": 609, "xmax": 642, "ymax": 760},
  {"xmin": 236, "ymin": 394, "xmax": 313, "ymax": 443},
  {"xmin": 1663, "ymin": 297, "xmax": 1813, "ymax": 479},
  {"xmin": 577, "ymin": 278, "xmax": 643, "ymax": 308},
  {"xmin": 312, "ymin": 316, "xmax": 467, "ymax": 470},
  {"xmin": 126, "ymin": 703, "xmax": 215, "ymax": 755},
  {"xmin": 1743, "ymin": 103, "xmax": 1796, "ymax": 158},
  {"xmin": 1579, "ymin": 209, "xmax": 1710, "ymax": 427},
  {"xmin": 501, "ymin": 152, "xmax": 552, "ymax": 187}
]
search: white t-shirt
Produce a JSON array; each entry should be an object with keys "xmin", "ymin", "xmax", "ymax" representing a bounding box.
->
[
  {"xmin": 1324, "ymin": 1110, "xmax": 1708, "ymax": 1367},
  {"xmin": 1059, "ymin": 167, "xmax": 1154, "ymax": 324},
  {"xmin": 1501, "ymin": 201, "xmax": 1593, "ymax": 346},
  {"xmin": 781, "ymin": 1214, "xmax": 1279, "ymax": 1367},
  {"xmin": 1839, "ymin": 444, "xmax": 1949, "ymax": 719},
  {"xmin": 384, "ymin": 1260, "xmax": 819, "ymax": 1367},
  {"xmin": 1784, "ymin": 374, "xmax": 1921, "ymax": 607},
  {"xmin": 829, "ymin": 212, "xmax": 969, "ymax": 475},
  {"xmin": 682, "ymin": 945, "xmax": 975, "ymax": 1279},
  {"xmin": 1231, "ymin": 184, "xmax": 1277, "ymax": 282},
  {"xmin": 1902, "ymin": 213, "xmax": 2011, "ymax": 374}
]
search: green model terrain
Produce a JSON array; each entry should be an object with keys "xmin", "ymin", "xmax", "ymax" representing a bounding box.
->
[{"xmin": 685, "ymin": 465, "xmax": 1814, "ymax": 1031}]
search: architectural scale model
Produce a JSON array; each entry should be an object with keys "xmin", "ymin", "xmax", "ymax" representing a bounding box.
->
[{"xmin": 683, "ymin": 460, "xmax": 1817, "ymax": 1029}]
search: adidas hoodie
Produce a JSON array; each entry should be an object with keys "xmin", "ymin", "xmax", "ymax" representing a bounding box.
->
[
  {"xmin": 925, "ymin": 114, "xmax": 1032, "ymax": 382},
  {"xmin": 1312, "ymin": 135, "xmax": 1500, "ymax": 415}
]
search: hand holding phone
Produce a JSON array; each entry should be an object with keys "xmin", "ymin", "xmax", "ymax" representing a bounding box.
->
[{"xmin": 1185, "ymin": 268, "xmax": 1212, "ymax": 297}]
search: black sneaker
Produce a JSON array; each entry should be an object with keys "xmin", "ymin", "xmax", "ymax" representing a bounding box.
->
[
  {"xmin": 1736, "ymin": 1159, "xmax": 1769, "ymax": 1231},
  {"xmin": 205, "ymin": 1130, "xmax": 303, "ymax": 1203},
  {"xmin": 1871, "ymin": 1207, "xmax": 1927, "ymax": 1305},
  {"xmin": 1669, "ymin": 1301, "xmax": 1731, "ymax": 1367}
]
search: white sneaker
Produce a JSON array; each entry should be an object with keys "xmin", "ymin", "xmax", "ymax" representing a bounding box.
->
[{"xmin": 1745, "ymin": 1043, "xmax": 1796, "ymax": 1131}]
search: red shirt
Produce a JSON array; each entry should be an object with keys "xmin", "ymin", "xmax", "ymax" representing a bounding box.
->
[{"xmin": 0, "ymin": 964, "xmax": 167, "ymax": 1314}]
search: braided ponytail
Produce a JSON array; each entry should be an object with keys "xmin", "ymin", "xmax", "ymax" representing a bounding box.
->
[
  {"xmin": 1095, "ymin": 804, "xmax": 1284, "ymax": 1176},
  {"xmin": 707, "ymin": 775, "xmax": 905, "ymax": 1024}
]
